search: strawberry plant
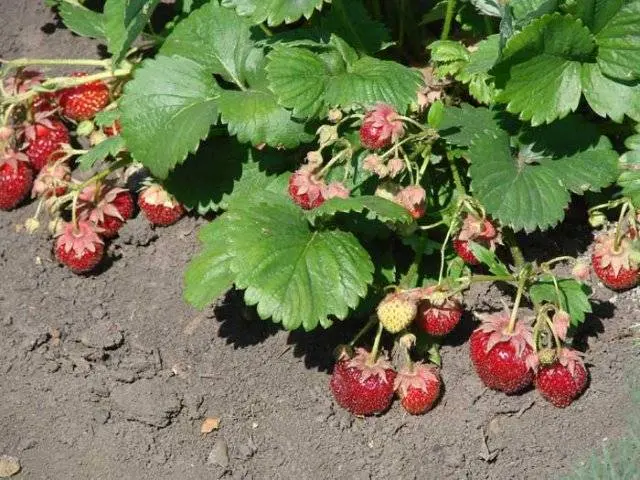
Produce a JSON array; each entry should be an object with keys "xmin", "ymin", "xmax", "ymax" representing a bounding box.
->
[{"xmin": 2, "ymin": 0, "xmax": 640, "ymax": 416}]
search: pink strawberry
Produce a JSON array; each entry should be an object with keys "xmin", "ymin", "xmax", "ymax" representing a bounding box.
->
[
  {"xmin": 330, "ymin": 348, "xmax": 396, "ymax": 416},
  {"xmin": 0, "ymin": 150, "xmax": 33, "ymax": 210},
  {"xmin": 24, "ymin": 116, "xmax": 70, "ymax": 171},
  {"xmin": 79, "ymin": 184, "xmax": 134, "ymax": 238},
  {"xmin": 417, "ymin": 289, "xmax": 463, "ymax": 336},
  {"xmin": 32, "ymin": 162, "xmax": 71, "ymax": 198},
  {"xmin": 394, "ymin": 362, "xmax": 442, "ymax": 415},
  {"xmin": 454, "ymin": 214, "xmax": 501, "ymax": 265},
  {"xmin": 535, "ymin": 348, "xmax": 588, "ymax": 407},
  {"xmin": 138, "ymin": 183, "xmax": 184, "ymax": 226},
  {"xmin": 288, "ymin": 168, "xmax": 326, "ymax": 210},
  {"xmin": 591, "ymin": 230, "xmax": 639, "ymax": 290},
  {"xmin": 54, "ymin": 220, "xmax": 104, "ymax": 274},
  {"xmin": 469, "ymin": 312, "xmax": 535, "ymax": 394},
  {"xmin": 58, "ymin": 73, "xmax": 110, "ymax": 121},
  {"xmin": 393, "ymin": 185, "xmax": 426, "ymax": 219},
  {"xmin": 359, "ymin": 103, "xmax": 405, "ymax": 150},
  {"xmin": 3, "ymin": 70, "xmax": 57, "ymax": 114}
]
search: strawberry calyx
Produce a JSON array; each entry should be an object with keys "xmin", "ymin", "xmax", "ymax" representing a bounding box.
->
[
  {"xmin": 56, "ymin": 220, "xmax": 104, "ymax": 257},
  {"xmin": 344, "ymin": 347, "xmax": 394, "ymax": 385},
  {"xmin": 139, "ymin": 182, "xmax": 179, "ymax": 208},
  {"xmin": 474, "ymin": 311, "xmax": 534, "ymax": 361},
  {"xmin": 31, "ymin": 162, "xmax": 70, "ymax": 198},
  {"xmin": 393, "ymin": 362, "xmax": 440, "ymax": 397},
  {"xmin": 457, "ymin": 213, "xmax": 502, "ymax": 246},
  {"xmin": 1, "ymin": 149, "xmax": 30, "ymax": 171},
  {"xmin": 79, "ymin": 185, "xmax": 130, "ymax": 224},
  {"xmin": 592, "ymin": 229, "xmax": 639, "ymax": 276}
]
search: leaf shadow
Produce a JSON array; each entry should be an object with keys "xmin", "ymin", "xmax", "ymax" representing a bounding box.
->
[
  {"xmin": 213, "ymin": 289, "xmax": 280, "ymax": 348},
  {"xmin": 571, "ymin": 299, "xmax": 615, "ymax": 351}
]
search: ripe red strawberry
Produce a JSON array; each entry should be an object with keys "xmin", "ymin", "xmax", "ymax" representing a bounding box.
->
[
  {"xmin": 469, "ymin": 312, "xmax": 535, "ymax": 394},
  {"xmin": 0, "ymin": 151, "xmax": 33, "ymax": 210},
  {"xmin": 359, "ymin": 103, "xmax": 405, "ymax": 150},
  {"xmin": 591, "ymin": 230, "xmax": 639, "ymax": 290},
  {"xmin": 417, "ymin": 290, "xmax": 463, "ymax": 336},
  {"xmin": 79, "ymin": 184, "xmax": 134, "ymax": 238},
  {"xmin": 54, "ymin": 220, "xmax": 104, "ymax": 274},
  {"xmin": 288, "ymin": 168, "xmax": 326, "ymax": 210},
  {"xmin": 330, "ymin": 348, "xmax": 396, "ymax": 416},
  {"xmin": 535, "ymin": 348, "xmax": 588, "ymax": 407},
  {"xmin": 24, "ymin": 118, "xmax": 69, "ymax": 171},
  {"xmin": 394, "ymin": 362, "xmax": 441, "ymax": 415},
  {"xmin": 58, "ymin": 74, "xmax": 110, "ymax": 121},
  {"xmin": 138, "ymin": 183, "xmax": 184, "ymax": 226},
  {"xmin": 454, "ymin": 214, "xmax": 501, "ymax": 265},
  {"xmin": 32, "ymin": 162, "xmax": 71, "ymax": 198}
]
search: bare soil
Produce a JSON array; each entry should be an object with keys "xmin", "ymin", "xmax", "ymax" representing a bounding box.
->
[{"xmin": 1, "ymin": 2, "xmax": 639, "ymax": 479}]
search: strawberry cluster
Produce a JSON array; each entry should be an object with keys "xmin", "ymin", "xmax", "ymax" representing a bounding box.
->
[{"xmin": 1, "ymin": 69, "xmax": 186, "ymax": 275}]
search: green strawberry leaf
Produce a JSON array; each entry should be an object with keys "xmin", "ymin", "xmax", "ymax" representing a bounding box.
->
[
  {"xmin": 323, "ymin": 56, "xmax": 423, "ymax": 111},
  {"xmin": 119, "ymin": 55, "xmax": 220, "ymax": 179},
  {"xmin": 94, "ymin": 109, "xmax": 120, "ymax": 127},
  {"xmin": 104, "ymin": 0, "xmax": 161, "ymax": 66},
  {"xmin": 264, "ymin": 46, "xmax": 329, "ymax": 119},
  {"xmin": 225, "ymin": 197, "xmax": 374, "ymax": 330},
  {"xmin": 438, "ymin": 104, "xmax": 516, "ymax": 147},
  {"xmin": 581, "ymin": 63, "xmax": 640, "ymax": 123},
  {"xmin": 266, "ymin": 44, "xmax": 423, "ymax": 117},
  {"xmin": 494, "ymin": 14, "xmax": 596, "ymax": 126},
  {"xmin": 529, "ymin": 275, "xmax": 592, "ymax": 325},
  {"xmin": 221, "ymin": 0, "xmax": 330, "ymax": 26},
  {"xmin": 306, "ymin": 196, "xmax": 415, "ymax": 226},
  {"xmin": 184, "ymin": 218, "xmax": 236, "ymax": 309},
  {"xmin": 76, "ymin": 136, "xmax": 126, "ymax": 171},
  {"xmin": 165, "ymin": 138, "xmax": 292, "ymax": 214},
  {"xmin": 217, "ymin": 89, "xmax": 312, "ymax": 147},
  {"xmin": 468, "ymin": 118, "xmax": 619, "ymax": 231},
  {"xmin": 160, "ymin": 0, "xmax": 256, "ymax": 88},
  {"xmin": 618, "ymin": 150, "xmax": 640, "ymax": 208},
  {"xmin": 594, "ymin": 0, "xmax": 640, "ymax": 81},
  {"xmin": 54, "ymin": 0, "xmax": 105, "ymax": 38},
  {"xmin": 313, "ymin": 0, "xmax": 391, "ymax": 54},
  {"xmin": 160, "ymin": 3, "xmax": 312, "ymax": 148},
  {"xmin": 469, "ymin": 242, "xmax": 511, "ymax": 276}
]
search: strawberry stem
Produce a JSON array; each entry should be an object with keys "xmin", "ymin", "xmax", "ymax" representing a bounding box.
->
[
  {"xmin": 503, "ymin": 228, "xmax": 525, "ymax": 269},
  {"xmin": 2, "ymin": 67, "xmax": 131, "ymax": 107},
  {"xmin": 367, "ymin": 322, "xmax": 384, "ymax": 366},
  {"xmin": 438, "ymin": 200, "xmax": 464, "ymax": 285},
  {"xmin": 448, "ymin": 155, "xmax": 466, "ymax": 197},
  {"xmin": 507, "ymin": 271, "xmax": 528, "ymax": 334},
  {"xmin": 2, "ymin": 58, "xmax": 110, "ymax": 69},
  {"xmin": 441, "ymin": 0, "xmax": 457, "ymax": 40},
  {"xmin": 349, "ymin": 316, "xmax": 377, "ymax": 347},
  {"xmin": 613, "ymin": 201, "xmax": 630, "ymax": 250}
]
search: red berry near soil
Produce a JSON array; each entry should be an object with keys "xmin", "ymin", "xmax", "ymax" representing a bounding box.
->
[
  {"xmin": 79, "ymin": 185, "xmax": 134, "ymax": 238},
  {"xmin": 535, "ymin": 348, "xmax": 588, "ymax": 408},
  {"xmin": 58, "ymin": 74, "xmax": 110, "ymax": 121},
  {"xmin": 24, "ymin": 119, "xmax": 69, "ymax": 171},
  {"xmin": 54, "ymin": 220, "xmax": 104, "ymax": 274},
  {"xmin": 138, "ymin": 183, "xmax": 184, "ymax": 226},
  {"xmin": 288, "ymin": 168, "xmax": 326, "ymax": 210},
  {"xmin": 32, "ymin": 162, "xmax": 70, "ymax": 198},
  {"xmin": 394, "ymin": 363, "xmax": 442, "ymax": 415},
  {"xmin": 469, "ymin": 312, "xmax": 535, "ymax": 394},
  {"xmin": 359, "ymin": 103, "xmax": 405, "ymax": 150},
  {"xmin": 330, "ymin": 348, "xmax": 396, "ymax": 416},
  {"xmin": 417, "ymin": 291, "xmax": 463, "ymax": 337},
  {"xmin": 0, "ymin": 151, "xmax": 33, "ymax": 210},
  {"xmin": 591, "ymin": 230, "xmax": 640, "ymax": 290}
]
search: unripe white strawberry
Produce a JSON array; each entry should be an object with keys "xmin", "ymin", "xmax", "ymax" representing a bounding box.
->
[{"xmin": 377, "ymin": 292, "xmax": 418, "ymax": 333}]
